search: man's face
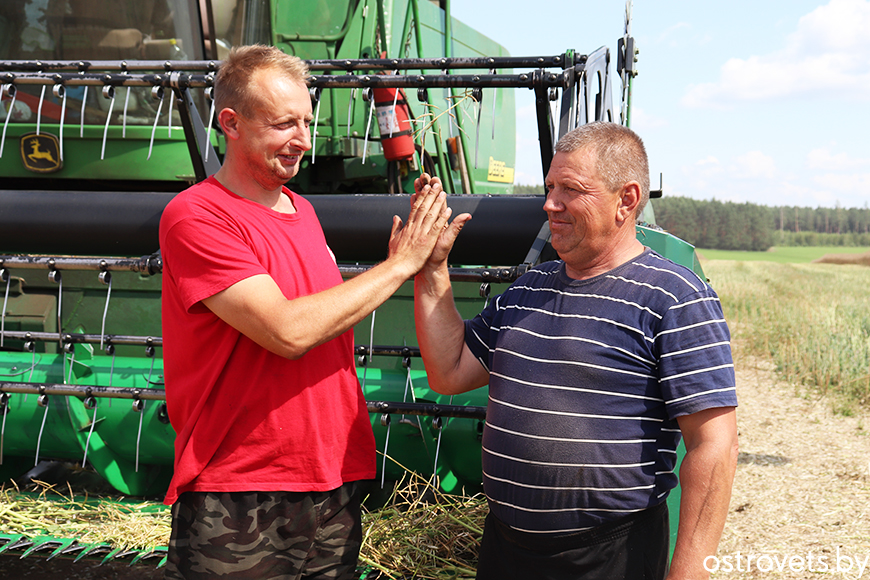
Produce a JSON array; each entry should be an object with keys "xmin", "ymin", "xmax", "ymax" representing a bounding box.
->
[
  {"xmin": 543, "ymin": 148, "xmax": 623, "ymax": 275},
  {"xmin": 235, "ymin": 69, "xmax": 312, "ymax": 191}
]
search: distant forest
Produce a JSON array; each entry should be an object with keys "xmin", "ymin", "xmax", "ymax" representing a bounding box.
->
[{"xmin": 512, "ymin": 185, "xmax": 870, "ymax": 251}]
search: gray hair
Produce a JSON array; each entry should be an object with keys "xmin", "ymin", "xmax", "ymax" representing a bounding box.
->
[{"xmin": 555, "ymin": 122, "xmax": 650, "ymax": 218}]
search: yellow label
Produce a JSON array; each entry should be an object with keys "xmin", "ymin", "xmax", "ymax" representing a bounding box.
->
[{"xmin": 487, "ymin": 156, "xmax": 514, "ymax": 183}]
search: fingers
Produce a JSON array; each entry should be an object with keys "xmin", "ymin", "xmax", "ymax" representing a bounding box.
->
[{"xmin": 408, "ymin": 176, "xmax": 445, "ymax": 231}]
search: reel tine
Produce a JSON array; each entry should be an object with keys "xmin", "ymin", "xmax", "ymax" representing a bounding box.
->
[
  {"xmin": 362, "ymin": 89, "xmax": 374, "ymax": 164},
  {"xmin": 0, "ymin": 84, "xmax": 18, "ymax": 158},
  {"xmin": 166, "ymin": 88, "xmax": 173, "ymax": 137},
  {"xmin": 81, "ymin": 396, "xmax": 98, "ymax": 468},
  {"xmin": 147, "ymin": 86, "xmax": 165, "ymax": 160},
  {"xmin": 53, "ymin": 84, "xmax": 67, "ymax": 161},
  {"xmin": 380, "ymin": 413, "xmax": 391, "ymax": 489},
  {"xmin": 79, "ymin": 86, "xmax": 89, "ymax": 138},
  {"xmin": 0, "ymin": 269, "xmax": 9, "ymax": 348},
  {"xmin": 389, "ymin": 88, "xmax": 399, "ymax": 138},
  {"xmin": 36, "ymin": 85, "xmax": 46, "ymax": 136},
  {"xmin": 34, "ymin": 393, "xmax": 49, "ymax": 467},
  {"xmin": 311, "ymin": 97, "xmax": 321, "ymax": 164},
  {"xmin": 204, "ymin": 87, "xmax": 215, "ymax": 163},
  {"xmin": 99, "ymin": 270, "xmax": 112, "ymax": 350},
  {"xmin": 360, "ymin": 310, "xmax": 376, "ymax": 390},
  {"xmin": 100, "ymin": 85, "xmax": 116, "ymax": 160},
  {"xmin": 122, "ymin": 86, "xmax": 131, "ymax": 138},
  {"xmin": 0, "ymin": 393, "xmax": 9, "ymax": 465}
]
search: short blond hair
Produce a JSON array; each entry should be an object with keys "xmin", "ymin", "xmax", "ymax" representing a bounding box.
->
[{"xmin": 214, "ymin": 44, "xmax": 309, "ymax": 117}]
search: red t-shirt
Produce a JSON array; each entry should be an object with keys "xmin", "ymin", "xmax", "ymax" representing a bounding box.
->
[{"xmin": 159, "ymin": 176, "xmax": 375, "ymax": 505}]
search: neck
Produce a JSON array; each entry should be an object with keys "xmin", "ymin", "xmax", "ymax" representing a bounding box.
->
[
  {"xmin": 214, "ymin": 163, "xmax": 296, "ymax": 214},
  {"xmin": 563, "ymin": 238, "xmax": 645, "ymax": 280}
]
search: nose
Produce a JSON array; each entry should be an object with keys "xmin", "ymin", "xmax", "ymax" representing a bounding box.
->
[
  {"xmin": 543, "ymin": 189, "xmax": 562, "ymax": 213},
  {"xmin": 290, "ymin": 122, "xmax": 312, "ymax": 152}
]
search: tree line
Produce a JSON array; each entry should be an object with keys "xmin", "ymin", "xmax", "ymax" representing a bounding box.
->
[{"xmin": 651, "ymin": 197, "xmax": 870, "ymax": 251}]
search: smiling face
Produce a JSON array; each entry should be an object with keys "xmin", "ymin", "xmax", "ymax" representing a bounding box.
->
[
  {"xmin": 233, "ymin": 68, "xmax": 313, "ymax": 192},
  {"xmin": 543, "ymin": 147, "xmax": 641, "ymax": 279}
]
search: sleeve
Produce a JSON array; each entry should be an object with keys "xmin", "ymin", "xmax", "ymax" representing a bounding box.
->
[
  {"xmin": 161, "ymin": 213, "xmax": 268, "ymax": 313},
  {"xmin": 464, "ymin": 293, "xmax": 503, "ymax": 373},
  {"xmin": 656, "ymin": 286, "xmax": 738, "ymax": 419}
]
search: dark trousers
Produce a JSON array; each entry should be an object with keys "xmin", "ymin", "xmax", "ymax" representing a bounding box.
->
[{"xmin": 476, "ymin": 502, "xmax": 669, "ymax": 580}]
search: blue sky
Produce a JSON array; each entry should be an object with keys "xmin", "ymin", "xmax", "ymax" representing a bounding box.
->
[{"xmin": 450, "ymin": 0, "xmax": 870, "ymax": 209}]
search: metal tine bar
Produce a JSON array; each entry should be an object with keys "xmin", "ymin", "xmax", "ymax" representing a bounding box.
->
[
  {"xmin": 1, "ymin": 381, "xmax": 166, "ymax": 401},
  {"xmin": 0, "ymin": 55, "xmax": 570, "ymax": 73},
  {"xmin": 0, "ymin": 83, "xmax": 17, "ymax": 158},
  {"xmin": 1, "ymin": 69, "xmax": 577, "ymax": 92},
  {"xmin": 0, "ymin": 254, "xmax": 520, "ymax": 283},
  {"xmin": 1, "ymin": 330, "xmax": 161, "ymax": 347},
  {"xmin": 0, "ymin": 255, "xmax": 158, "ymax": 272},
  {"xmin": 0, "ymin": 379, "xmax": 488, "ymax": 419},
  {"xmin": 100, "ymin": 85, "xmax": 115, "ymax": 160}
]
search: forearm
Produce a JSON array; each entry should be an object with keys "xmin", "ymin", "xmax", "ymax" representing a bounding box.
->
[
  {"xmin": 669, "ymin": 409, "xmax": 739, "ymax": 580},
  {"xmin": 414, "ymin": 265, "xmax": 487, "ymax": 394},
  {"xmin": 281, "ymin": 257, "xmax": 418, "ymax": 356}
]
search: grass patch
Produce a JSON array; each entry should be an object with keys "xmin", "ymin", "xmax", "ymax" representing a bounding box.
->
[
  {"xmin": 706, "ymin": 261, "xmax": 870, "ymax": 413},
  {"xmin": 698, "ymin": 246, "xmax": 870, "ymax": 263},
  {"xmin": 0, "ymin": 481, "xmax": 171, "ymax": 550}
]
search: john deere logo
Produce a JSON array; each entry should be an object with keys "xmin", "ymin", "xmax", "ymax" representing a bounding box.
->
[{"xmin": 20, "ymin": 132, "xmax": 62, "ymax": 173}]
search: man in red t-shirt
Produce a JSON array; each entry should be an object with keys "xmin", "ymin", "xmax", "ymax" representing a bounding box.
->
[{"xmin": 159, "ymin": 45, "xmax": 455, "ymax": 579}]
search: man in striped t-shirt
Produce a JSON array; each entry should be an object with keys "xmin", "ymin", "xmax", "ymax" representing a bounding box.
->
[{"xmin": 414, "ymin": 122, "xmax": 738, "ymax": 580}]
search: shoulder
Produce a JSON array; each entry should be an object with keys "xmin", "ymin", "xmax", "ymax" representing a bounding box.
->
[{"xmin": 621, "ymin": 250, "xmax": 713, "ymax": 301}]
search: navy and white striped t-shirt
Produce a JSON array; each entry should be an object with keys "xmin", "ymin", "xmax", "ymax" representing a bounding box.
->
[{"xmin": 464, "ymin": 249, "xmax": 737, "ymax": 535}]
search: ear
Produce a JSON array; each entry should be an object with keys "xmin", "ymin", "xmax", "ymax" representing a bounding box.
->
[
  {"xmin": 217, "ymin": 108, "xmax": 241, "ymax": 141},
  {"xmin": 616, "ymin": 181, "xmax": 642, "ymax": 224}
]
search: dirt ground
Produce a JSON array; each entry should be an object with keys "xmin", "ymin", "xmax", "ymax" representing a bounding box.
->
[{"xmin": 717, "ymin": 354, "xmax": 870, "ymax": 579}]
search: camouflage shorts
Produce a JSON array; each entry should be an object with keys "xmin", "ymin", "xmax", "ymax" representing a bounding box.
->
[{"xmin": 164, "ymin": 482, "xmax": 362, "ymax": 580}]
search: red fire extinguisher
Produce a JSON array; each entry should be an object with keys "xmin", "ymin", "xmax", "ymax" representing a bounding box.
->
[{"xmin": 373, "ymin": 87, "xmax": 415, "ymax": 161}]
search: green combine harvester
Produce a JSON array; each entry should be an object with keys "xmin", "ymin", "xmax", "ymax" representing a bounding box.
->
[{"xmin": 0, "ymin": 0, "xmax": 700, "ymax": 572}]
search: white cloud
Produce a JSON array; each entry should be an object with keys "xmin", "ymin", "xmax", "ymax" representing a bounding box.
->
[
  {"xmin": 681, "ymin": 0, "xmax": 870, "ymax": 108},
  {"xmin": 733, "ymin": 151, "xmax": 777, "ymax": 179},
  {"xmin": 806, "ymin": 147, "xmax": 870, "ymax": 171}
]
